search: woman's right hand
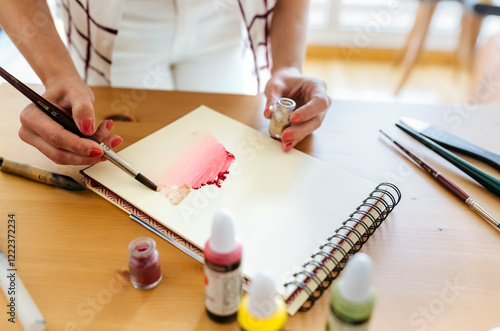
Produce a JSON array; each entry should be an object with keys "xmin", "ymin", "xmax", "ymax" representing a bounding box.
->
[
  {"xmin": 1, "ymin": 0, "xmax": 122, "ymax": 164},
  {"xmin": 18, "ymin": 77, "xmax": 123, "ymax": 165}
]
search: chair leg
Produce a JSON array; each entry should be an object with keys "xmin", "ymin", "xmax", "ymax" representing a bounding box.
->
[
  {"xmin": 456, "ymin": 9, "xmax": 484, "ymax": 73},
  {"xmin": 455, "ymin": 10, "xmax": 469, "ymax": 68},
  {"xmin": 467, "ymin": 12, "xmax": 484, "ymax": 68},
  {"xmin": 395, "ymin": 0, "xmax": 438, "ymax": 94},
  {"xmin": 469, "ymin": 34, "xmax": 500, "ymax": 104},
  {"xmin": 393, "ymin": 7, "xmax": 421, "ymax": 65}
]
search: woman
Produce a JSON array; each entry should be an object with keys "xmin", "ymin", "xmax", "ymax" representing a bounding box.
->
[{"xmin": 0, "ymin": 0, "xmax": 330, "ymax": 164}]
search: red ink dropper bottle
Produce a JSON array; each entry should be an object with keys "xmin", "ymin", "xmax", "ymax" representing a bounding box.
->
[
  {"xmin": 128, "ymin": 237, "xmax": 162, "ymax": 290},
  {"xmin": 204, "ymin": 209, "xmax": 243, "ymax": 323}
]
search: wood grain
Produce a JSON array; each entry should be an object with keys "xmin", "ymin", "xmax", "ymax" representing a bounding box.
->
[{"xmin": 0, "ymin": 83, "xmax": 499, "ymax": 331}]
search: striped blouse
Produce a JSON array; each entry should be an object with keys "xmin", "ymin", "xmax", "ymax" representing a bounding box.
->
[{"xmin": 57, "ymin": 0, "xmax": 276, "ymax": 92}]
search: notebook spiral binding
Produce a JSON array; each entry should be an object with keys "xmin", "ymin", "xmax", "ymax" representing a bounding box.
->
[{"xmin": 284, "ymin": 182, "xmax": 401, "ymax": 312}]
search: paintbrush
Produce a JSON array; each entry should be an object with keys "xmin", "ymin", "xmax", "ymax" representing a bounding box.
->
[
  {"xmin": 380, "ymin": 130, "xmax": 500, "ymax": 232},
  {"xmin": 0, "ymin": 66, "xmax": 158, "ymax": 192},
  {"xmin": 0, "ymin": 157, "xmax": 85, "ymax": 191},
  {"xmin": 395, "ymin": 122, "xmax": 500, "ymax": 198}
]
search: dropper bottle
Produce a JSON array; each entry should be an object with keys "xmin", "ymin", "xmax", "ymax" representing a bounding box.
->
[
  {"xmin": 327, "ymin": 253, "xmax": 375, "ymax": 330},
  {"xmin": 237, "ymin": 272, "xmax": 287, "ymax": 331},
  {"xmin": 204, "ymin": 209, "xmax": 243, "ymax": 323}
]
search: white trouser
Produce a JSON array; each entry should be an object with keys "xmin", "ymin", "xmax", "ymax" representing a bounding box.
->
[{"xmin": 110, "ymin": 0, "xmax": 257, "ymax": 94}]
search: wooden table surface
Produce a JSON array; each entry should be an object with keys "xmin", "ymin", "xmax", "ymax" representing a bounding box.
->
[{"xmin": 0, "ymin": 83, "xmax": 499, "ymax": 331}]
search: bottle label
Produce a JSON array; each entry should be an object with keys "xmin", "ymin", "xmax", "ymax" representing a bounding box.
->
[
  {"xmin": 327, "ymin": 308, "xmax": 370, "ymax": 331},
  {"xmin": 204, "ymin": 260, "xmax": 242, "ymax": 316}
]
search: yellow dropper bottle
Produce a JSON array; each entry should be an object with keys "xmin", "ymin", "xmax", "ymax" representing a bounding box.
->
[{"xmin": 237, "ymin": 272, "xmax": 287, "ymax": 331}]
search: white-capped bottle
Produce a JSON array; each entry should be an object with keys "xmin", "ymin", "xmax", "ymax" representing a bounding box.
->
[
  {"xmin": 327, "ymin": 253, "xmax": 376, "ymax": 330},
  {"xmin": 204, "ymin": 209, "xmax": 243, "ymax": 323},
  {"xmin": 237, "ymin": 272, "xmax": 287, "ymax": 331}
]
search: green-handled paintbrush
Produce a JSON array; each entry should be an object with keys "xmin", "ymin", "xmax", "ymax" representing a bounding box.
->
[{"xmin": 395, "ymin": 122, "xmax": 500, "ymax": 198}]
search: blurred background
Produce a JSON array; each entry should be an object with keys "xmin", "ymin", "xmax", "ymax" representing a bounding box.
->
[
  {"xmin": 304, "ymin": 0, "xmax": 500, "ymax": 105},
  {"xmin": 1, "ymin": 0, "xmax": 500, "ymax": 105}
]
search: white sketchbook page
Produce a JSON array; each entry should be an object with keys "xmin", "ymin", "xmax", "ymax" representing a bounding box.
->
[{"xmin": 83, "ymin": 106, "xmax": 376, "ymax": 295}]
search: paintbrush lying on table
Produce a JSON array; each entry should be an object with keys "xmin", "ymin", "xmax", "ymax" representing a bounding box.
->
[
  {"xmin": 380, "ymin": 130, "xmax": 500, "ymax": 233},
  {"xmin": 395, "ymin": 122, "xmax": 500, "ymax": 198},
  {"xmin": 0, "ymin": 156, "xmax": 85, "ymax": 191}
]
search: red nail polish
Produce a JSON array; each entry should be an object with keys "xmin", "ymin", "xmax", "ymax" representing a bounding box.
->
[
  {"xmin": 106, "ymin": 119, "xmax": 114, "ymax": 131},
  {"xmin": 284, "ymin": 142, "xmax": 293, "ymax": 152},
  {"xmin": 80, "ymin": 119, "xmax": 94, "ymax": 136},
  {"xmin": 264, "ymin": 105, "xmax": 272, "ymax": 118},
  {"xmin": 111, "ymin": 137, "xmax": 123, "ymax": 148},
  {"xmin": 89, "ymin": 148, "xmax": 103, "ymax": 157},
  {"xmin": 281, "ymin": 132, "xmax": 294, "ymax": 142},
  {"xmin": 290, "ymin": 114, "xmax": 301, "ymax": 123}
]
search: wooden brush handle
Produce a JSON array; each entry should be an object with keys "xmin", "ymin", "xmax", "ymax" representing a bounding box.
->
[
  {"xmin": 0, "ymin": 158, "xmax": 84, "ymax": 191},
  {"xmin": 435, "ymin": 173, "xmax": 469, "ymax": 202}
]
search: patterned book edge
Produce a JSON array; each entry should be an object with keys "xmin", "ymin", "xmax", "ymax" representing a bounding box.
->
[
  {"xmin": 81, "ymin": 176, "xmax": 204, "ymax": 261},
  {"xmin": 81, "ymin": 175, "xmax": 400, "ymax": 315}
]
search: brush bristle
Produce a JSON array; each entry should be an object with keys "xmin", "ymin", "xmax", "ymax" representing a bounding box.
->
[{"xmin": 135, "ymin": 173, "xmax": 158, "ymax": 191}]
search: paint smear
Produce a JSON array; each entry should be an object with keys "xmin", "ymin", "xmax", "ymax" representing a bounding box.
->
[{"xmin": 157, "ymin": 132, "xmax": 235, "ymax": 205}]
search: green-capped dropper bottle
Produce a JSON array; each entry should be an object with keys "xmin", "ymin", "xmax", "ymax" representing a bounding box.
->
[{"xmin": 327, "ymin": 253, "xmax": 375, "ymax": 330}]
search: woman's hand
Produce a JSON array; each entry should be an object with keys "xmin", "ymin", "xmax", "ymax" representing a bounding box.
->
[
  {"xmin": 0, "ymin": 0, "xmax": 121, "ymax": 164},
  {"xmin": 264, "ymin": 67, "xmax": 331, "ymax": 152},
  {"xmin": 18, "ymin": 77, "xmax": 123, "ymax": 165}
]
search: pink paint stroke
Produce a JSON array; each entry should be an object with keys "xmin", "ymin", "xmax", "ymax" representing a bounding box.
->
[{"xmin": 157, "ymin": 132, "xmax": 234, "ymax": 205}]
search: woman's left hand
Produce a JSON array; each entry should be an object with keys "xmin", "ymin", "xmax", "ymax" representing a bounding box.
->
[{"xmin": 264, "ymin": 67, "xmax": 331, "ymax": 152}]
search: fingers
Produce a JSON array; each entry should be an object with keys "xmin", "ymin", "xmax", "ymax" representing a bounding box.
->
[
  {"xmin": 16, "ymin": 78, "xmax": 118, "ymax": 165},
  {"xmin": 94, "ymin": 120, "xmax": 123, "ymax": 149},
  {"xmin": 280, "ymin": 110, "xmax": 327, "ymax": 153},
  {"xmin": 94, "ymin": 119, "xmax": 114, "ymax": 140},
  {"xmin": 105, "ymin": 135, "xmax": 124, "ymax": 149},
  {"xmin": 263, "ymin": 104, "xmax": 274, "ymax": 119},
  {"xmin": 290, "ymin": 81, "xmax": 331, "ymax": 124},
  {"xmin": 280, "ymin": 130, "xmax": 296, "ymax": 153},
  {"xmin": 18, "ymin": 125, "xmax": 103, "ymax": 165},
  {"xmin": 263, "ymin": 73, "xmax": 330, "ymax": 152},
  {"xmin": 263, "ymin": 78, "xmax": 286, "ymax": 119},
  {"xmin": 72, "ymin": 98, "xmax": 96, "ymax": 136},
  {"xmin": 40, "ymin": 78, "xmax": 96, "ymax": 136},
  {"xmin": 20, "ymin": 104, "xmax": 102, "ymax": 156},
  {"xmin": 48, "ymin": 86, "xmax": 97, "ymax": 136},
  {"xmin": 19, "ymin": 105, "xmax": 123, "ymax": 165}
]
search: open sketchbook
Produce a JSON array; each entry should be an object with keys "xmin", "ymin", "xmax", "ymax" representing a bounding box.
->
[{"xmin": 81, "ymin": 106, "xmax": 400, "ymax": 315}]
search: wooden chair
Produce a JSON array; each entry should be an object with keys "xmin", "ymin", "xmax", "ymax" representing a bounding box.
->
[
  {"xmin": 394, "ymin": 0, "xmax": 492, "ymax": 94},
  {"xmin": 455, "ymin": 1, "xmax": 488, "ymax": 73},
  {"xmin": 393, "ymin": 0, "xmax": 438, "ymax": 94},
  {"xmin": 469, "ymin": 32, "xmax": 500, "ymax": 104}
]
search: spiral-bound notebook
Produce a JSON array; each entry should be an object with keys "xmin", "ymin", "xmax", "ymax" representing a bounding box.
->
[{"xmin": 81, "ymin": 106, "xmax": 401, "ymax": 315}]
